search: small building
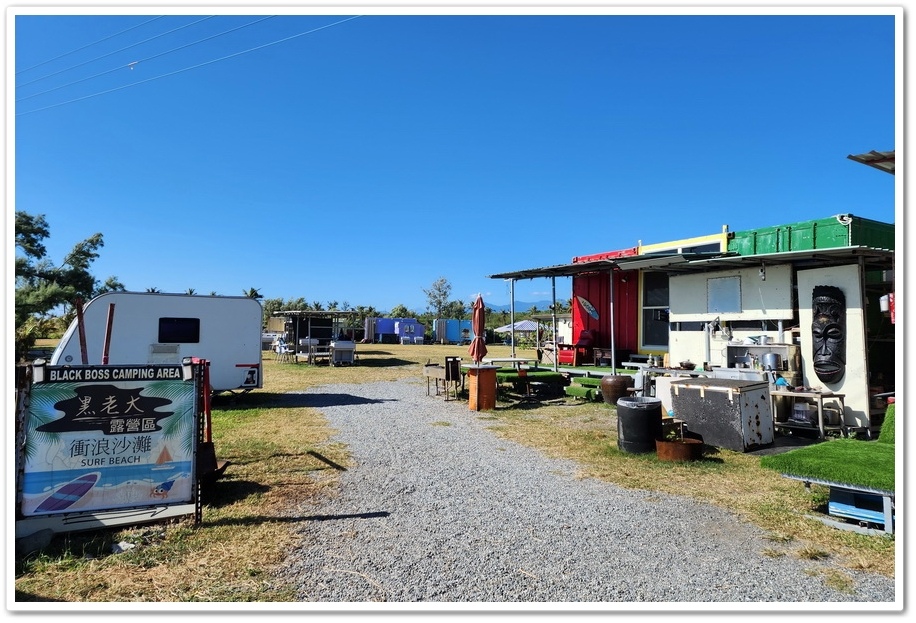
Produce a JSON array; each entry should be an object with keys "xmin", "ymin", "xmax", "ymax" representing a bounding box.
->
[
  {"xmin": 272, "ymin": 310, "xmax": 363, "ymax": 348},
  {"xmin": 365, "ymin": 317, "xmax": 426, "ymax": 344},
  {"xmin": 490, "ymin": 213, "xmax": 894, "ymax": 435},
  {"xmin": 530, "ymin": 312, "xmax": 573, "ymax": 345},
  {"xmin": 432, "ymin": 319, "xmax": 474, "ymax": 345}
]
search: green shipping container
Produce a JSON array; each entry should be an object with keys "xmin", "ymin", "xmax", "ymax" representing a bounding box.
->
[{"xmin": 727, "ymin": 213, "xmax": 894, "ymax": 256}]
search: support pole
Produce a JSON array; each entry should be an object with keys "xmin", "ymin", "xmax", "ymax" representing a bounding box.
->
[
  {"xmin": 102, "ymin": 303, "xmax": 115, "ymax": 365},
  {"xmin": 510, "ymin": 279, "xmax": 516, "ymax": 358},
  {"xmin": 75, "ymin": 297, "xmax": 88, "ymax": 365},
  {"xmin": 609, "ymin": 270, "xmax": 617, "ymax": 371},
  {"xmin": 551, "ymin": 277, "xmax": 558, "ymax": 372}
]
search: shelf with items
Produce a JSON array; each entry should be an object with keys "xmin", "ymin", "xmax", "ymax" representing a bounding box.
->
[
  {"xmin": 770, "ymin": 389, "xmax": 846, "ymax": 439},
  {"xmin": 725, "ymin": 343, "xmax": 800, "ymax": 372}
]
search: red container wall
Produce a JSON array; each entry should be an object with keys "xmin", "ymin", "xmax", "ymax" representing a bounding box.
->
[{"xmin": 571, "ymin": 271, "xmax": 638, "ymax": 352}]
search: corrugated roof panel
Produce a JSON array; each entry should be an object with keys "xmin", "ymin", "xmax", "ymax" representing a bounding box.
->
[{"xmin": 847, "ymin": 149, "xmax": 895, "ymax": 174}]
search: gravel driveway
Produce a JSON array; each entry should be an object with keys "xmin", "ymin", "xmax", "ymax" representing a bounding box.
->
[{"xmin": 274, "ymin": 379, "xmax": 897, "ymax": 607}]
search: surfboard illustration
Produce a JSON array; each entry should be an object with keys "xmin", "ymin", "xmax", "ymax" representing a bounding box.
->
[
  {"xmin": 35, "ymin": 472, "xmax": 100, "ymax": 512},
  {"xmin": 576, "ymin": 295, "xmax": 599, "ymax": 320}
]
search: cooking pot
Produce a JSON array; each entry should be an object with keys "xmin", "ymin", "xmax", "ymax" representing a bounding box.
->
[{"xmin": 761, "ymin": 353, "xmax": 782, "ymax": 371}]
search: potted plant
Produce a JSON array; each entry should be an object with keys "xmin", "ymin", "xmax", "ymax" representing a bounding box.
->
[{"xmin": 655, "ymin": 424, "xmax": 704, "ymax": 462}]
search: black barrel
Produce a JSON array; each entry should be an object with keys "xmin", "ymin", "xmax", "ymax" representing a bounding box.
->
[{"xmin": 616, "ymin": 396, "xmax": 663, "ymax": 453}]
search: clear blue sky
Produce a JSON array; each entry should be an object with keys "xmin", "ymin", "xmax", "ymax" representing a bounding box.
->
[{"xmin": 11, "ymin": 6, "xmax": 899, "ymax": 314}]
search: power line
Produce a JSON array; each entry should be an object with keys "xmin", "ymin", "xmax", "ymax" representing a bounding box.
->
[
  {"xmin": 16, "ymin": 15, "xmax": 166, "ymax": 75},
  {"xmin": 17, "ymin": 15, "xmax": 277, "ymax": 104},
  {"xmin": 17, "ymin": 16, "xmax": 217, "ymax": 90},
  {"xmin": 17, "ymin": 15, "xmax": 362, "ymax": 117}
]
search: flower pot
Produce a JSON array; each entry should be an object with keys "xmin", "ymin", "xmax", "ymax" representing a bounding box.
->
[
  {"xmin": 655, "ymin": 438, "xmax": 704, "ymax": 462},
  {"xmin": 600, "ymin": 374, "xmax": 634, "ymax": 406}
]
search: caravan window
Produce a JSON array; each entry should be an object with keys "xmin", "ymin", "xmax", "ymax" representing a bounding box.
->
[{"xmin": 158, "ymin": 317, "xmax": 201, "ymax": 343}]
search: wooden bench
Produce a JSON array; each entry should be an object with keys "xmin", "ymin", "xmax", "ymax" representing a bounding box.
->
[{"xmin": 564, "ymin": 375, "xmax": 604, "ymax": 402}]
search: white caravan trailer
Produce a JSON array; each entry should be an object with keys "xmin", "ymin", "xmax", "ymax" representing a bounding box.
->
[{"xmin": 50, "ymin": 292, "xmax": 263, "ymax": 393}]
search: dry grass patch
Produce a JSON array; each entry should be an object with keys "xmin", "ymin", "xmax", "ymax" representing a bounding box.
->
[{"xmin": 14, "ymin": 343, "xmax": 895, "ymax": 602}]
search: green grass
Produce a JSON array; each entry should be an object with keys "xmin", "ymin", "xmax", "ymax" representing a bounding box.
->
[
  {"xmin": 877, "ymin": 404, "xmax": 895, "ymax": 444},
  {"xmin": 760, "ymin": 439, "xmax": 895, "ymax": 492},
  {"xmin": 571, "ymin": 376, "xmax": 604, "ymax": 387},
  {"xmin": 563, "ymin": 385, "xmax": 600, "ymax": 401},
  {"xmin": 760, "ymin": 405, "xmax": 896, "ymax": 492}
]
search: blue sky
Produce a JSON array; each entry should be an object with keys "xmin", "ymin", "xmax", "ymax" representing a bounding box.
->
[{"xmin": 11, "ymin": 6, "xmax": 900, "ymax": 314}]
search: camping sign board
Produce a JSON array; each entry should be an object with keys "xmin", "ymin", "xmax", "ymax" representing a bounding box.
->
[{"xmin": 16, "ymin": 362, "xmax": 203, "ymax": 539}]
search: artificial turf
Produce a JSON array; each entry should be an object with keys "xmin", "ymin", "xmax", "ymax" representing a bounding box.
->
[{"xmin": 760, "ymin": 405, "xmax": 895, "ymax": 493}]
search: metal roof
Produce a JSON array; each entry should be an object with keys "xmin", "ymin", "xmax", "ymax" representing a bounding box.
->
[
  {"xmin": 847, "ymin": 150, "xmax": 895, "ymax": 174},
  {"xmin": 486, "ymin": 252, "xmax": 722, "ymax": 280},
  {"xmin": 487, "ymin": 259, "xmax": 616, "ymax": 280},
  {"xmin": 272, "ymin": 310, "xmax": 358, "ymax": 318},
  {"xmin": 488, "ymin": 246, "xmax": 894, "ymax": 281},
  {"xmin": 659, "ymin": 246, "xmax": 894, "ymax": 274}
]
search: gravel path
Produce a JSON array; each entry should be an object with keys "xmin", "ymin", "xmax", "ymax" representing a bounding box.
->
[{"xmin": 274, "ymin": 378, "xmax": 897, "ymax": 605}]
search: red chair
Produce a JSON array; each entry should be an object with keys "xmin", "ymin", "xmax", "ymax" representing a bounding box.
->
[{"xmin": 557, "ymin": 329, "xmax": 596, "ymax": 367}]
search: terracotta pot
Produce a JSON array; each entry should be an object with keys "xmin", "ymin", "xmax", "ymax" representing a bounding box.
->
[
  {"xmin": 600, "ymin": 374, "xmax": 634, "ymax": 406},
  {"xmin": 655, "ymin": 438, "xmax": 704, "ymax": 462}
]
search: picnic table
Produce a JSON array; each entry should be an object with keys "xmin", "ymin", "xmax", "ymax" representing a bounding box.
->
[{"xmin": 482, "ymin": 357, "xmax": 537, "ymax": 370}]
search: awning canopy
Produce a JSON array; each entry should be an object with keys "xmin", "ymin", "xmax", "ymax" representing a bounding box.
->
[
  {"xmin": 494, "ymin": 319, "xmax": 541, "ymax": 333},
  {"xmin": 487, "ymin": 252, "xmax": 722, "ymax": 280},
  {"xmin": 847, "ymin": 150, "xmax": 895, "ymax": 175},
  {"xmin": 488, "ymin": 246, "xmax": 893, "ymax": 282}
]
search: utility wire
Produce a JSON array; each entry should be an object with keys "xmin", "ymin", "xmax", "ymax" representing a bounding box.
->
[
  {"xmin": 17, "ymin": 15, "xmax": 362, "ymax": 117},
  {"xmin": 17, "ymin": 15, "xmax": 217, "ymax": 89},
  {"xmin": 16, "ymin": 15, "xmax": 166, "ymax": 75},
  {"xmin": 17, "ymin": 15, "xmax": 276, "ymax": 104}
]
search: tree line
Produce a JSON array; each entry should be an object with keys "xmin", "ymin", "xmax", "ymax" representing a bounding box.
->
[{"xmin": 14, "ymin": 211, "xmax": 570, "ymax": 360}]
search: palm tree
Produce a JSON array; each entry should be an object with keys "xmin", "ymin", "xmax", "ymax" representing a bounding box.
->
[
  {"xmin": 185, "ymin": 288, "xmax": 196, "ymax": 295},
  {"xmin": 243, "ymin": 288, "xmax": 262, "ymax": 299}
]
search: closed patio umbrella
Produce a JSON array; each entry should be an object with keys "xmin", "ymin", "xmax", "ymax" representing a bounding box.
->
[
  {"xmin": 468, "ymin": 294, "xmax": 488, "ymax": 363},
  {"xmin": 467, "ymin": 294, "xmax": 493, "ymax": 411}
]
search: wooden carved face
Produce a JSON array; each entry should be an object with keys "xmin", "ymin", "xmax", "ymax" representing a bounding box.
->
[{"xmin": 811, "ymin": 285, "xmax": 846, "ymax": 384}]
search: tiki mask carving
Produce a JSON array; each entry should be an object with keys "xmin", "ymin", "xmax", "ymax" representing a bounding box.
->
[{"xmin": 811, "ymin": 285, "xmax": 846, "ymax": 384}]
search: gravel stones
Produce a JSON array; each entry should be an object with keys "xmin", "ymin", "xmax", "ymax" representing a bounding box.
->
[{"xmin": 273, "ymin": 379, "xmax": 896, "ymax": 605}]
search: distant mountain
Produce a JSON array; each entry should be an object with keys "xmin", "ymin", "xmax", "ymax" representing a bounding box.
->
[{"xmin": 487, "ymin": 300, "xmax": 557, "ymax": 312}]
